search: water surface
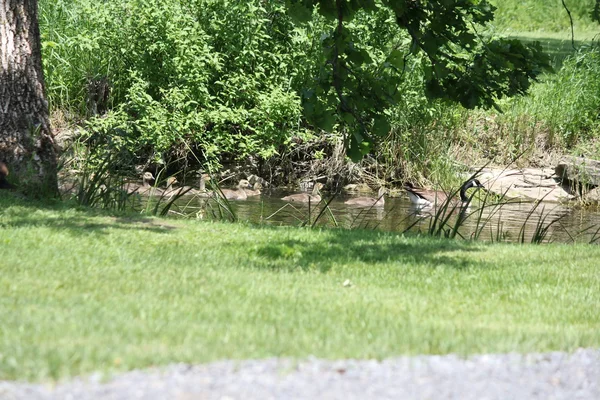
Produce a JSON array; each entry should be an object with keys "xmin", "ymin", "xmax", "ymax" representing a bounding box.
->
[{"xmin": 168, "ymin": 189, "xmax": 600, "ymax": 244}]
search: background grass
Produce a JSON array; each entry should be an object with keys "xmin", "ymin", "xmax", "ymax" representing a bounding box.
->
[
  {"xmin": 1, "ymin": 195, "xmax": 599, "ymax": 381},
  {"xmin": 491, "ymin": 0, "xmax": 598, "ymax": 34}
]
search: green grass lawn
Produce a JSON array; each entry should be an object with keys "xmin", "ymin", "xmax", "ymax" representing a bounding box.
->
[
  {"xmin": 1, "ymin": 194, "xmax": 599, "ymax": 382},
  {"xmin": 509, "ymin": 31, "xmax": 598, "ymax": 69}
]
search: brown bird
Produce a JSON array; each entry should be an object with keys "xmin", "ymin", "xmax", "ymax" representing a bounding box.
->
[
  {"xmin": 281, "ymin": 183, "xmax": 323, "ymax": 203},
  {"xmin": 170, "ymin": 173, "xmax": 212, "ymax": 197},
  {"xmin": 123, "ymin": 171, "xmax": 155, "ymax": 194},
  {"xmin": 0, "ymin": 162, "xmax": 15, "ymax": 189},
  {"xmin": 345, "ymin": 187, "xmax": 386, "ymax": 207},
  {"xmin": 404, "ymin": 178, "xmax": 485, "ymax": 208},
  {"xmin": 220, "ymin": 179, "xmax": 252, "ymax": 200},
  {"xmin": 245, "ymin": 182, "xmax": 262, "ymax": 197},
  {"xmin": 155, "ymin": 176, "xmax": 180, "ymax": 197},
  {"xmin": 194, "ymin": 173, "xmax": 215, "ymax": 197}
]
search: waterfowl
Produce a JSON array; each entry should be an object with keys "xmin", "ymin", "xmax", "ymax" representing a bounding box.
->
[
  {"xmin": 281, "ymin": 183, "xmax": 323, "ymax": 203},
  {"xmin": 220, "ymin": 179, "xmax": 252, "ymax": 200},
  {"xmin": 245, "ymin": 182, "xmax": 262, "ymax": 197},
  {"xmin": 344, "ymin": 187, "xmax": 386, "ymax": 207},
  {"xmin": 124, "ymin": 172, "xmax": 155, "ymax": 194},
  {"xmin": 173, "ymin": 174, "xmax": 212, "ymax": 197},
  {"xmin": 199, "ymin": 174, "xmax": 210, "ymax": 191},
  {"xmin": 158, "ymin": 176, "xmax": 180, "ymax": 197},
  {"xmin": 193, "ymin": 173, "xmax": 213, "ymax": 197},
  {"xmin": 0, "ymin": 162, "xmax": 15, "ymax": 189},
  {"xmin": 404, "ymin": 178, "xmax": 485, "ymax": 208}
]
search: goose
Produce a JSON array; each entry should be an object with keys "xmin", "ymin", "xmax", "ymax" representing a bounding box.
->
[
  {"xmin": 199, "ymin": 174, "xmax": 210, "ymax": 191},
  {"xmin": 0, "ymin": 162, "xmax": 15, "ymax": 189},
  {"xmin": 137, "ymin": 175, "xmax": 179, "ymax": 197},
  {"xmin": 281, "ymin": 183, "xmax": 323, "ymax": 203},
  {"xmin": 124, "ymin": 172, "xmax": 155, "ymax": 194},
  {"xmin": 158, "ymin": 176, "xmax": 180, "ymax": 197},
  {"xmin": 245, "ymin": 181, "xmax": 262, "ymax": 197},
  {"xmin": 345, "ymin": 187, "xmax": 386, "ymax": 207},
  {"xmin": 220, "ymin": 179, "xmax": 252, "ymax": 200},
  {"xmin": 193, "ymin": 173, "xmax": 213, "ymax": 197},
  {"xmin": 404, "ymin": 178, "xmax": 485, "ymax": 208},
  {"xmin": 173, "ymin": 174, "xmax": 212, "ymax": 197}
]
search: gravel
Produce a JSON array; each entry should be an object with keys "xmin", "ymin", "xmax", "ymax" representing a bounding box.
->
[{"xmin": 1, "ymin": 349, "xmax": 598, "ymax": 400}]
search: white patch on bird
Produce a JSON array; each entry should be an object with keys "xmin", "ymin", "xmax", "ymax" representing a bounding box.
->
[{"xmin": 406, "ymin": 191, "xmax": 432, "ymax": 207}]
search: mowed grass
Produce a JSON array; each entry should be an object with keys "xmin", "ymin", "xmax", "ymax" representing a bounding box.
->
[
  {"xmin": 0, "ymin": 195, "xmax": 599, "ymax": 382},
  {"xmin": 506, "ymin": 31, "xmax": 598, "ymax": 71}
]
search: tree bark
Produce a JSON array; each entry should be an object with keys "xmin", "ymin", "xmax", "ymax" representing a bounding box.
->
[{"xmin": 0, "ymin": 0, "xmax": 57, "ymax": 194}]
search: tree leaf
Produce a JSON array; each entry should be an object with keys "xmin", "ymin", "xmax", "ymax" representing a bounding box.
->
[
  {"xmin": 285, "ymin": 1, "xmax": 314, "ymax": 23},
  {"xmin": 372, "ymin": 116, "xmax": 390, "ymax": 137}
]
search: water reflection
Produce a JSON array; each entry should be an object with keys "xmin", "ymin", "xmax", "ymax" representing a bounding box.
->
[{"xmin": 167, "ymin": 190, "xmax": 600, "ymax": 244}]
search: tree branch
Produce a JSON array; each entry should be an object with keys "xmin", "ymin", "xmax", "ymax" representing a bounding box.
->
[
  {"xmin": 561, "ymin": 0, "xmax": 576, "ymax": 51},
  {"xmin": 331, "ymin": 0, "xmax": 371, "ymax": 147}
]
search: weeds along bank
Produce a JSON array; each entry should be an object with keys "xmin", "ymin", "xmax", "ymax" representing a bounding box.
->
[{"xmin": 41, "ymin": 0, "xmax": 600, "ymax": 189}]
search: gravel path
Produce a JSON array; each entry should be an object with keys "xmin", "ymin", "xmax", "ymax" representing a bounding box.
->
[{"xmin": 1, "ymin": 349, "xmax": 598, "ymax": 400}]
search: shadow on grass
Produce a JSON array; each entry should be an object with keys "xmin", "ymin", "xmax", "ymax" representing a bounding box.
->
[
  {"xmin": 246, "ymin": 225, "xmax": 488, "ymax": 272},
  {"xmin": 512, "ymin": 35, "xmax": 596, "ymax": 68},
  {"xmin": 0, "ymin": 193, "xmax": 487, "ymax": 271},
  {"xmin": 0, "ymin": 194, "xmax": 178, "ymax": 236}
]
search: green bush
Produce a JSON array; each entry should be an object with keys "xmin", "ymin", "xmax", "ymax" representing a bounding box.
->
[
  {"xmin": 40, "ymin": 0, "xmax": 600, "ymax": 182},
  {"xmin": 40, "ymin": 0, "xmax": 313, "ymax": 167}
]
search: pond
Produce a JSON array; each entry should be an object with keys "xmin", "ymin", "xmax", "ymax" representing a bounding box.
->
[{"xmin": 164, "ymin": 189, "xmax": 600, "ymax": 244}]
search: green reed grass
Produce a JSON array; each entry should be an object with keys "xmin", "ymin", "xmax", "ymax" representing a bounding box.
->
[{"xmin": 405, "ymin": 172, "xmax": 577, "ymax": 245}]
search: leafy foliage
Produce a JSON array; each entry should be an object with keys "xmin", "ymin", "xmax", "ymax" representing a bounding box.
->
[
  {"xmin": 285, "ymin": 0, "xmax": 552, "ymax": 160},
  {"xmin": 41, "ymin": 0, "xmax": 311, "ymax": 167},
  {"xmin": 44, "ymin": 0, "xmax": 599, "ymax": 186},
  {"xmin": 40, "ymin": 0, "xmax": 555, "ymax": 170},
  {"xmin": 593, "ymin": 0, "xmax": 600, "ymax": 24}
]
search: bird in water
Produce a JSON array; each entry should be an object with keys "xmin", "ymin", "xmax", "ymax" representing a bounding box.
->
[
  {"xmin": 404, "ymin": 178, "xmax": 485, "ymax": 209},
  {"xmin": 156, "ymin": 176, "xmax": 180, "ymax": 197},
  {"xmin": 244, "ymin": 181, "xmax": 262, "ymax": 197},
  {"xmin": 220, "ymin": 179, "xmax": 253, "ymax": 200},
  {"xmin": 281, "ymin": 182, "xmax": 323, "ymax": 203},
  {"xmin": 196, "ymin": 173, "xmax": 212, "ymax": 197},
  {"xmin": 0, "ymin": 162, "xmax": 15, "ymax": 189},
  {"xmin": 171, "ymin": 173, "xmax": 212, "ymax": 197},
  {"xmin": 344, "ymin": 187, "xmax": 386, "ymax": 207},
  {"xmin": 123, "ymin": 171, "xmax": 156, "ymax": 194}
]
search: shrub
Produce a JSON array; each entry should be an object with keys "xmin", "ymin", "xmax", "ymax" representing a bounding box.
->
[{"xmin": 40, "ymin": 0, "xmax": 311, "ymax": 167}]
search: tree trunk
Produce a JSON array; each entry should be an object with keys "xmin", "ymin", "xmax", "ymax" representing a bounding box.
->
[{"xmin": 0, "ymin": 0, "xmax": 57, "ymax": 194}]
